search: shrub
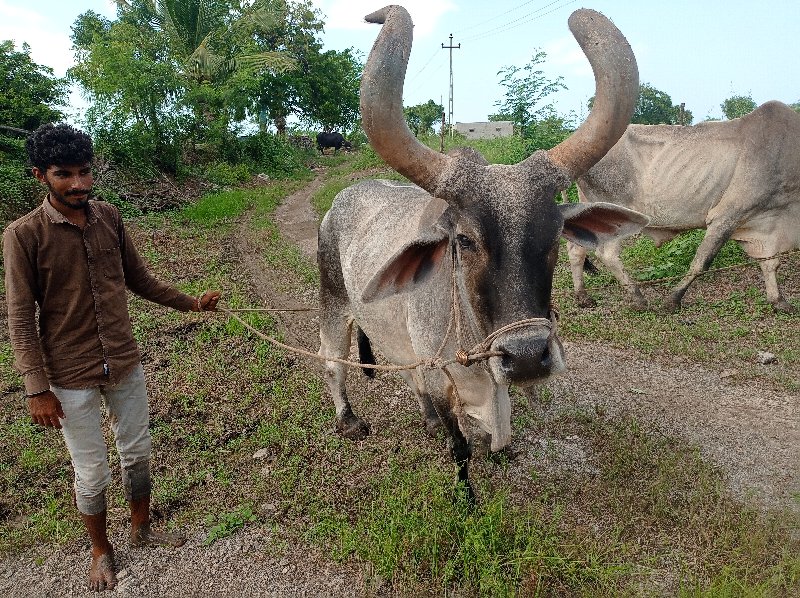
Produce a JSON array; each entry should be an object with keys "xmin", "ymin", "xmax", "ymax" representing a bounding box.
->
[
  {"xmin": 0, "ymin": 135, "xmax": 43, "ymax": 222},
  {"xmin": 0, "ymin": 162, "xmax": 42, "ymax": 222},
  {"xmin": 239, "ymin": 133, "xmax": 308, "ymax": 178},
  {"xmin": 204, "ymin": 161, "xmax": 252, "ymax": 187}
]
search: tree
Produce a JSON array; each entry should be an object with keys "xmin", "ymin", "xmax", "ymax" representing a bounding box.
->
[
  {"xmin": 490, "ymin": 50, "xmax": 566, "ymax": 131},
  {"xmin": 69, "ymin": 10, "xmax": 187, "ymax": 171},
  {"xmin": 589, "ymin": 83, "xmax": 693, "ymax": 125},
  {"xmin": 0, "ymin": 40, "xmax": 66, "ymax": 131},
  {"xmin": 244, "ymin": 1, "xmax": 361, "ymax": 134},
  {"xmin": 791, "ymin": 100, "xmax": 800, "ymax": 114},
  {"xmin": 0, "ymin": 42, "xmax": 65, "ymax": 218},
  {"xmin": 720, "ymin": 94, "xmax": 757, "ymax": 120},
  {"xmin": 70, "ymin": 1, "xmax": 300, "ymax": 169},
  {"xmin": 294, "ymin": 48, "xmax": 361, "ymax": 132},
  {"xmin": 112, "ymin": 0, "xmax": 295, "ymax": 84},
  {"xmin": 404, "ymin": 100, "xmax": 444, "ymax": 136}
]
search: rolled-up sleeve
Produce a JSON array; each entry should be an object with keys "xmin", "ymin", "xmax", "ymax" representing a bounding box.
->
[{"xmin": 3, "ymin": 226, "xmax": 50, "ymax": 395}]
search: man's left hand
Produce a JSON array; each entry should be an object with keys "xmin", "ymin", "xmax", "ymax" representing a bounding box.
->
[{"xmin": 196, "ymin": 290, "xmax": 221, "ymax": 312}]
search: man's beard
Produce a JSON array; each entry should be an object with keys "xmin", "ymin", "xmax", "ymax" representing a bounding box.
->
[{"xmin": 49, "ymin": 186, "xmax": 92, "ymax": 210}]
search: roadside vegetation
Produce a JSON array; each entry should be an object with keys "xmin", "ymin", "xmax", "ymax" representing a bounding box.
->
[{"xmin": 2, "ymin": 146, "xmax": 798, "ymax": 596}]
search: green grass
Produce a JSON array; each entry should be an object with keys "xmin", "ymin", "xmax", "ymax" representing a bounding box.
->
[
  {"xmin": 0, "ymin": 149, "xmax": 798, "ymax": 595},
  {"xmin": 622, "ymin": 229, "xmax": 748, "ymax": 282},
  {"xmin": 552, "ymin": 232, "xmax": 799, "ymax": 390}
]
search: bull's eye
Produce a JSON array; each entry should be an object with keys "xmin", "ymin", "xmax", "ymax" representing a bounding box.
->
[{"xmin": 456, "ymin": 234, "xmax": 475, "ymax": 252}]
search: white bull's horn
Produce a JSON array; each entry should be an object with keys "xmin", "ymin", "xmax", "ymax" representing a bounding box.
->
[
  {"xmin": 361, "ymin": 5, "xmax": 451, "ymax": 195},
  {"xmin": 545, "ymin": 9, "xmax": 639, "ymax": 180}
]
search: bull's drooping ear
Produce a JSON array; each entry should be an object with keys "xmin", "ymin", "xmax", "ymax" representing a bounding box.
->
[
  {"xmin": 361, "ymin": 204, "xmax": 453, "ymax": 303},
  {"xmin": 361, "ymin": 236, "xmax": 450, "ymax": 303},
  {"xmin": 559, "ymin": 202, "xmax": 649, "ymax": 249}
]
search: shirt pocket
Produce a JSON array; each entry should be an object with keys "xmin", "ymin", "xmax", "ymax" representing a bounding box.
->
[{"xmin": 99, "ymin": 245, "xmax": 124, "ymax": 281}]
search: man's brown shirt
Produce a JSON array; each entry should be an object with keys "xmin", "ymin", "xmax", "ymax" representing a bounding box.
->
[{"xmin": 3, "ymin": 198, "xmax": 196, "ymax": 394}]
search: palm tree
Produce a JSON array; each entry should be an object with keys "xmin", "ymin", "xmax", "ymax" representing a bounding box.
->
[
  {"xmin": 113, "ymin": 0, "xmax": 297, "ymax": 154},
  {"xmin": 113, "ymin": 0, "xmax": 295, "ymax": 84}
]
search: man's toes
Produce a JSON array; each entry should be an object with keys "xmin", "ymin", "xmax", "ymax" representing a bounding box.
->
[{"xmin": 89, "ymin": 553, "xmax": 116, "ymax": 591}]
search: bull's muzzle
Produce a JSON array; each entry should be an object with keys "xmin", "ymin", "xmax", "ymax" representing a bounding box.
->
[{"xmin": 488, "ymin": 313, "xmax": 565, "ymax": 385}]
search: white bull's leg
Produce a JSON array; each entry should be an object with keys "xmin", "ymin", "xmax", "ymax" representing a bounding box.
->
[
  {"xmin": 401, "ymin": 369, "xmax": 443, "ymax": 437},
  {"xmin": 319, "ymin": 312, "xmax": 370, "ymax": 440},
  {"xmin": 566, "ymin": 241, "xmax": 595, "ymax": 307},
  {"xmin": 757, "ymin": 256, "xmax": 794, "ymax": 313},
  {"xmin": 423, "ymin": 371, "xmax": 475, "ymax": 503},
  {"xmin": 666, "ymin": 219, "xmax": 737, "ymax": 311},
  {"xmin": 595, "ymin": 238, "xmax": 648, "ymax": 310}
]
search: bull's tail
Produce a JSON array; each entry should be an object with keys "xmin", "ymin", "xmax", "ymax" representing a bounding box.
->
[
  {"xmin": 356, "ymin": 327, "xmax": 376, "ymax": 378},
  {"xmin": 584, "ymin": 257, "xmax": 599, "ymax": 275}
]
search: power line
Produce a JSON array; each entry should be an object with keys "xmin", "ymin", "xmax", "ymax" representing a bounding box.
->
[
  {"xmin": 453, "ymin": 0, "xmax": 543, "ymax": 35},
  {"xmin": 407, "ymin": 48, "xmax": 442, "ymax": 82},
  {"xmin": 459, "ymin": 0, "xmax": 578, "ymax": 43}
]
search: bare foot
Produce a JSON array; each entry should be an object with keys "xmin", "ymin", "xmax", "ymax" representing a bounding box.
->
[
  {"xmin": 88, "ymin": 551, "xmax": 116, "ymax": 592},
  {"xmin": 130, "ymin": 524, "xmax": 186, "ymax": 548}
]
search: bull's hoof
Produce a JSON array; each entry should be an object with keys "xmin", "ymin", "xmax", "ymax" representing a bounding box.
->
[
  {"xmin": 774, "ymin": 299, "xmax": 795, "ymax": 314},
  {"xmin": 336, "ymin": 415, "xmax": 370, "ymax": 440},
  {"xmin": 664, "ymin": 297, "xmax": 682, "ymax": 313},
  {"xmin": 627, "ymin": 295, "xmax": 649, "ymax": 311},
  {"xmin": 575, "ymin": 292, "xmax": 596, "ymax": 308}
]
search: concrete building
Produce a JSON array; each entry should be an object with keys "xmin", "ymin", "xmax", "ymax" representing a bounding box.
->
[{"xmin": 454, "ymin": 121, "xmax": 514, "ymax": 140}]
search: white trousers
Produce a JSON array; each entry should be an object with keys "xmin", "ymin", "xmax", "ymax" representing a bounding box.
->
[{"xmin": 52, "ymin": 364, "xmax": 152, "ymax": 515}]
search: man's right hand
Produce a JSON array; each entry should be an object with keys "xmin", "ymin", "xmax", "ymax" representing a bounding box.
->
[{"xmin": 27, "ymin": 391, "xmax": 65, "ymax": 429}]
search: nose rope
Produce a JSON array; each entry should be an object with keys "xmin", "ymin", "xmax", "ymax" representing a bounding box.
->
[{"xmin": 446, "ymin": 245, "xmax": 559, "ymax": 368}]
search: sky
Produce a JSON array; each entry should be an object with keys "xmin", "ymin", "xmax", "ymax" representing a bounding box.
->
[{"xmin": 1, "ymin": 0, "xmax": 798, "ymax": 126}]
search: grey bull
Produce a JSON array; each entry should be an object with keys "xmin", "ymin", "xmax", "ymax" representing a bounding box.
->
[
  {"xmin": 317, "ymin": 5, "xmax": 647, "ymax": 498},
  {"xmin": 567, "ymin": 101, "xmax": 800, "ymax": 312}
]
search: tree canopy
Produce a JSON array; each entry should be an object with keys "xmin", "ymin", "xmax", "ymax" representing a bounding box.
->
[
  {"xmin": 67, "ymin": 0, "xmax": 362, "ymax": 172},
  {"xmin": 0, "ymin": 40, "xmax": 66, "ymax": 131},
  {"xmin": 404, "ymin": 100, "xmax": 444, "ymax": 137},
  {"xmin": 588, "ymin": 83, "xmax": 693, "ymax": 125},
  {"xmin": 490, "ymin": 50, "xmax": 566, "ymax": 131},
  {"xmin": 720, "ymin": 94, "xmax": 757, "ymax": 120}
]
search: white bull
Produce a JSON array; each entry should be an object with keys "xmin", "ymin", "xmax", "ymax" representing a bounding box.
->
[
  {"xmin": 317, "ymin": 6, "xmax": 646, "ymax": 499},
  {"xmin": 567, "ymin": 101, "xmax": 800, "ymax": 312}
]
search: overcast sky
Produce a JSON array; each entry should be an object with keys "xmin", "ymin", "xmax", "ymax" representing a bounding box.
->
[{"xmin": 2, "ymin": 0, "xmax": 798, "ymax": 126}]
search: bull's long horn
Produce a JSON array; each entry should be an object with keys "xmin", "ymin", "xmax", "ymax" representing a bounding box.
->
[
  {"xmin": 361, "ymin": 5, "xmax": 450, "ymax": 194},
  {"xmin": 544, "ymin": 9, "xmax": 638, "ymax": 180}
]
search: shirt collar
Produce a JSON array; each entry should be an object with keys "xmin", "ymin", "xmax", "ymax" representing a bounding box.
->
[{"xmin": 42, "ymin": 194, "xmax": 98, "ymax": 225}]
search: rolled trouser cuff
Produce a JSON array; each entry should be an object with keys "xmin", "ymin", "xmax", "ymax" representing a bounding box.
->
[
  {"xmin": 75, "ymin": 488, "xmax": 107, "ymax": 515},
  {"xmin": 122, "ymin": 459, "xmax": 152, "ymax": 502}
]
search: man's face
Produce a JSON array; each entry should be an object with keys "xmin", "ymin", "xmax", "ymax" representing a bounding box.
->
[{"xmin": 33, "ymin": 163, "xmax": 94, "ymax": 210}]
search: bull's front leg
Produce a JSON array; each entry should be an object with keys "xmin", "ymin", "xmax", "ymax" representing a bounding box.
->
[
  {"xmin": 400, "ymin": 369, "xmax": 444, "ymax": 437},
  {"xmin": 426, "ymin": 374, "xmax": 475, "ymax": 505},
  {"xmin": 319, "ymin": 311, "xmax": 370, "ymax": 440},
  {"xmin": 666, "ymin": 218, "xmax": 736, "ymax": 312}
]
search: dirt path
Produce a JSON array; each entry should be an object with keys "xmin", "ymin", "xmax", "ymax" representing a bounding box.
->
[
  {"xmin": 3, "ymin": 172, "xmax": 796, "ymax": 597},
  {"xmin": 269, "ymin": 170, "xmax": 799, "ymax": 513}
]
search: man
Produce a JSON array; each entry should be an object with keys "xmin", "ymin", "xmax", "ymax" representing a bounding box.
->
[{"xmin": 3, "ymin": 123, "xmax": 221, "ymax": 591}]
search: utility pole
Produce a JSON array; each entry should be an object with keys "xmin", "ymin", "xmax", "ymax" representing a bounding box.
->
[
  {"xmin": 442, "ymin": 33, "xmax": 460, "ymax": 137},
  {"xmin": 439, "ymin": 109, "xmax": 446, "ymax": 153}
]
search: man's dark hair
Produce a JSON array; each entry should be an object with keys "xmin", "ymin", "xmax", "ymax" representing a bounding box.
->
[{"xmin": 26, "ymin": 123, "xmax": 93, "ymax": 171}]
